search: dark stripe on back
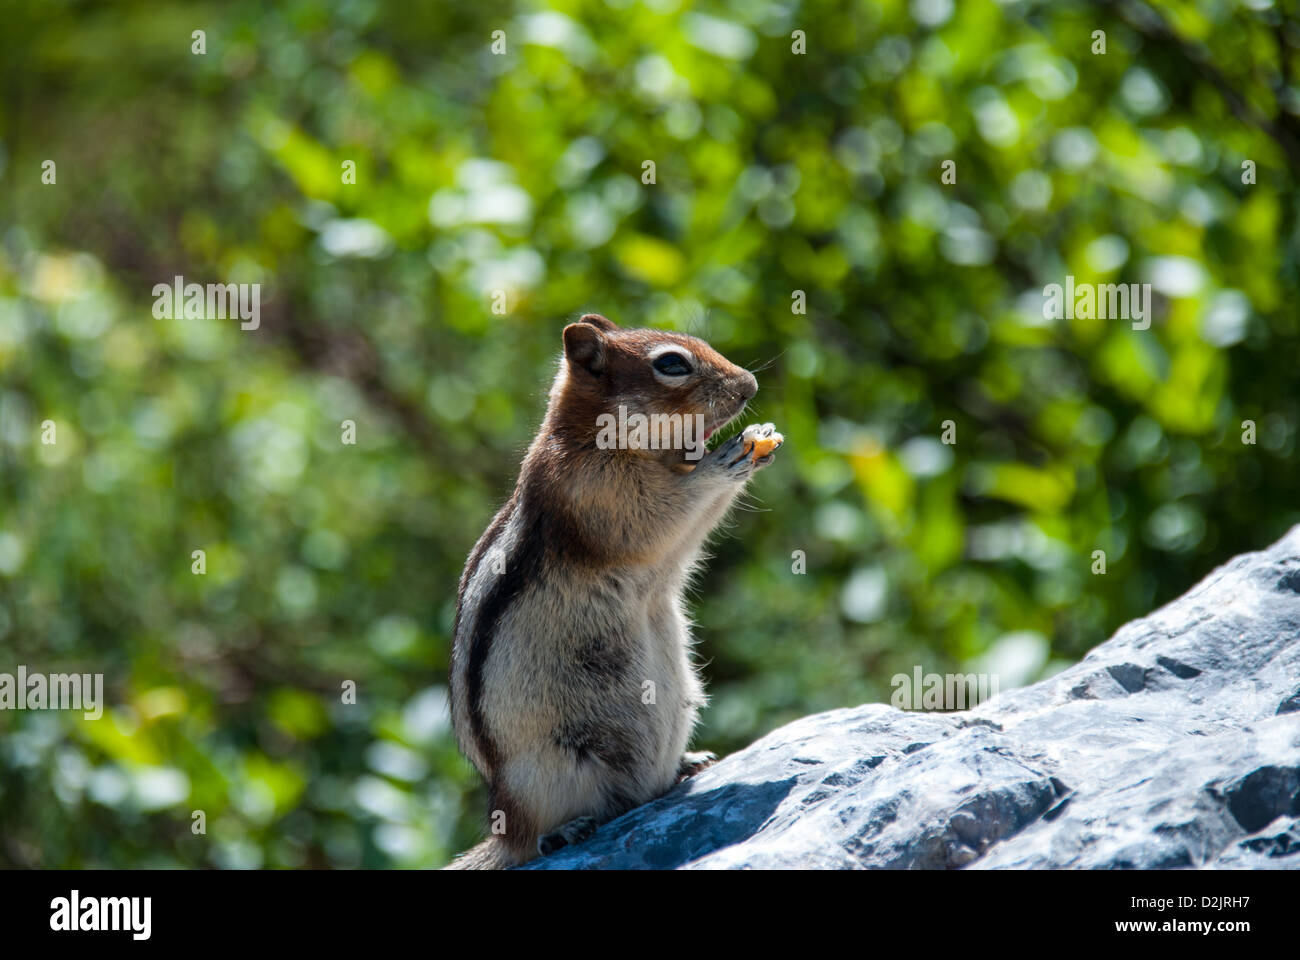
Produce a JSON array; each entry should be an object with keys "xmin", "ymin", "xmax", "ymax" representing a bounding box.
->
[
  {"xmin": 456, "ymin": 490, "xmax": 518, "ymax": 616},
  {"xmin": 450, "ymin": 491, "xmax": 516, "ymax": 776},
  {"xmin": 463, "ymin": 493, "xmax": 551, "ymax": 777}
]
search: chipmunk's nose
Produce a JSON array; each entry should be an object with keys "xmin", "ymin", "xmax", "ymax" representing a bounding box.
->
[{"xmin": 737, "ymin": 371, "xmax": 758, "ymax": 400}]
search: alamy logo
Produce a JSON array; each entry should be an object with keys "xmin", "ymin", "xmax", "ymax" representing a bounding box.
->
[
  {"xmin": 891, "ymin": 667, "xmax": 999, "ymax": 711},
  {"xmin": 152, "ymin": 275, "xmax": 260, "ymax": 330},
  {"xmin": 50, "ymin": 891, "xmax": 151, "ymax": 940},
  {"xmin": 0, "ymin": 666, "xmax": 103, "ymax": 719},
  {"xmin": 1043, "ymin": 275, "xmax": 1151, "ymax": 330},
  {"xmin": 595, "ymin": 404, "xmax": 708, "ymax": 461}
]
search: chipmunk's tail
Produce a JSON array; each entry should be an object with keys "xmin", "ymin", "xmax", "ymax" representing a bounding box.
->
[{"xmin": 442, "ymin": 837, "xmax": 515, "ymax": 870}]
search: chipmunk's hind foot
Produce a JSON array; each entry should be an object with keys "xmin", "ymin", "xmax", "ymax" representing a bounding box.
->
[
  {"xmin": 677, "ymin": 750, "xmax": 718, "ymax": 781},
  {"xmin": 537, "ymin": 815, "xmax": 600, "ymax": 857}
]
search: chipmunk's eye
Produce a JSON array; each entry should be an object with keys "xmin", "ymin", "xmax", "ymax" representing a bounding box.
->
[{"xmin": 652, "ymin": 352, "xmax": 692, "ymax": 377}]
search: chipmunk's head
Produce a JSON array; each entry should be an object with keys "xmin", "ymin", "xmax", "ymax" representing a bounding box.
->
[{"xmin": 552, "ymin": 313, "xmax": 758, "ymax": 465}]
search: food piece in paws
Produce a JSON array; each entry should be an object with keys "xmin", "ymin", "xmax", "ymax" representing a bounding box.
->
[
  {"xmin": 739, "ymin": 423, "xmax": 783, "ymax": 462},
  {"xmin": 747, "ymin": 431, "xmax": 783, "ymax": 461}
]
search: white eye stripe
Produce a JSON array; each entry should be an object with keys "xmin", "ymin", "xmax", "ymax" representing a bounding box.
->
[{"xmin": 648, "ymin": 343, "xmax": 695, "ymax": 361}]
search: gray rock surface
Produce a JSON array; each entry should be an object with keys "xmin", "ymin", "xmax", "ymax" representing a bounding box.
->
[{"xmin": 524, "ymin": 525, "xmax": 1300, "ymax": 869}]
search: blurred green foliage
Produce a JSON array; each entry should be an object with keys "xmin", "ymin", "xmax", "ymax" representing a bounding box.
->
[{"xmin": 1, "ymin": 0, "xmax": 1298, "ymax": 867}]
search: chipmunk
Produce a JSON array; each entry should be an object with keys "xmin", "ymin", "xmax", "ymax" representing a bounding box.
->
[{"xmin": 445, "ymin": 313, "xmax": 782, "ymax": 869}]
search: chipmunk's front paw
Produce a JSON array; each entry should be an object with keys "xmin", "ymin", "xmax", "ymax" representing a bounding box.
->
[{"xmin": 702, "ymin": 422, "xmax": 782, "ymax": 481}]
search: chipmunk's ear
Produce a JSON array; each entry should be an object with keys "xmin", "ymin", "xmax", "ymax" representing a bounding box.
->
[
  {"xmin": 577, "ymin": 313, "xmax": 618, "ymax": 332},
  {"xmin": 563, "ymin": 321, "xmax": 607, "ymax": 376}
]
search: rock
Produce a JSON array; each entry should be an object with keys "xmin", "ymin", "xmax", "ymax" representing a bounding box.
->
[{"xmin": 522, "ymin": 525, "xmax": 1300, "ymax": 869}]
